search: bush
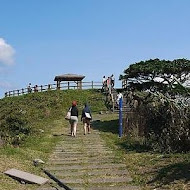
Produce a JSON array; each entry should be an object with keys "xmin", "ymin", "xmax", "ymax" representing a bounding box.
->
[
  {"xmin": 144, "ymin": 98, "xmax": 190, "ymax": 152},
  {"xmin": 124, "ymin": 91, "xmax": 190, "ymax": 153},
  {"xmin": 0, "ymin": 112, "xmax": 31, "ymax": 145}
]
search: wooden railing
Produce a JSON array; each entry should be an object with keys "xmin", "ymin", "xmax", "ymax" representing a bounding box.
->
[{"xmin": 5, "ymin": 81, "xmax": 102, "ymax": 97}]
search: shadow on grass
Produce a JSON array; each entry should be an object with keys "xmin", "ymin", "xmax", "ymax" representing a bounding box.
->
[
  {"xmin": 148, "ymin": 161, "xmax": 190, "ymax": 186},
  {"xmin": 117, "ymin": 140, "xmax": 150, "ymax": 153},
  {"xmin": 92, "ymin": 119, "xmax": 150, "ymax": 153},
  {"xmin": 92, "ymin": 119, "xmax": 119, "ymax": 134}
]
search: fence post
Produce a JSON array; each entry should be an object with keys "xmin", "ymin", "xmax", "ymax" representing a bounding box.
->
[
  {"xmin": 5, "ymin": 92, "xmax": 7, "ymax": 97},
  {"xmin": 22, "ymin": 88, "xmax": 24, "ymax": 94},
  {"xmin": 119, "ymin": 98, "xmax": 123, "ymax": 138},
  {"xmin": 17, "ymin": 90, "xmax": 19, "ymax": 96},
  {"xmin": 68, "ymin": 82, "xmax": 70, "ymax": 90},
  {"xmin": 91, "ymin": 81, "xmax": 94, "ymax": 89}
]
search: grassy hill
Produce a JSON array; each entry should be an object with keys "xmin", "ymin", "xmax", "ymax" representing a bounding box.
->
[
  {"xmin": 0, "ymin": 89, "xmax": 108, "ymax": 190},
  {"xmin": 0, "ymin": 89, "xmax": 107, "ymax": 145},
  {"xmin": 0, "ymin": 89, "xmax": 189, "ymax": 190}
]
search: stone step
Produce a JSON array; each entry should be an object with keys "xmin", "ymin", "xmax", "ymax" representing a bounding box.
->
[
  {"xmin": 87, "ymin": 169, "xmax": 130, "ymax": 176},
  {"xmin": 58, "ymin": 178, "xmax": 85, "ymax": 184},
  {"xmin": 57, "ymin": 143, "xmax": 107, "ymax": 147},
  {"xmin": 55, "ymin": 144, "xmax": 109, "ymax": 147},
  {"xmin": 49, "ymin": 159, "xmax": 121, "ymax": 165},
  {"xmin": 46, "ymin": 163, "xmax": 127, "ymax": 171},
  {"xmin": 49, "ymin": 156, "xmax": 119, "ymax": 161},
  {"xmin": 53, "ymin": 176, "xmax": 132, "ymax": 186},
  {"xmin": 37, "ymin": 185, "xmax": 140, "ymax": 190},
  {"xmin": 88, "ymin": 185, "xmax": 141, "ymax": 190},
  {"xmin": 50, "ymin": 154, "xmax": 115, "ymax": 159},
  {"xmin": 53, "ymin": 150, "xmax": 113, "ymax": 154},
  {"xmin": 59, "ymin": 140, "xmax": 106, "ymax": 144},
  {"xmin": 54, "ymin": 149, "xmax": 112, "ymax": 153},
  {"xmin": 52, "ymin": 176, "xmax": 132, "ymax": 185},
  {"xmin": 87, "ymin": 176, "xmax": 132, "ymax": 183},
  {"xmin": 53, "ymin": 168, "xmax": 130, "ymax": 177},
  {"xmin": 48, "ymin": 159, "xmax": 118, "ymax": 165}
]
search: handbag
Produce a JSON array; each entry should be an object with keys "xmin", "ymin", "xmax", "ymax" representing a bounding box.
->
[
  {"xmin": 85, "ymin": 112, "xmax": 91, "ymax": 119},
  {"xmin": 65, "ymin": 108, "xmax": 71, "ymax": 120}
]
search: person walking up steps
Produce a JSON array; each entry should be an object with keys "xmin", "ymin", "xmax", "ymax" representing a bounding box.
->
[
  {"xmin": 69, "ymin": 100, "xmax": 78, "ymax": 137},
  {"xmin": 102, "ymin": 76, "xmax": 106, "ymax": 92},
  {"xmin": 81, "ymin": 103, "xmax": 92, "ymax": 135},
  {"xmin": 111, "ymin": 74, "xmax": 115, "ymax": 87}
]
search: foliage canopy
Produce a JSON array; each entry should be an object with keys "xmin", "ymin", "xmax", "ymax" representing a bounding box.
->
[
  {"xmin": 121, "ymin": 58, "xmax": 190, "ymax": 153},
  {"xmin": 120, "ymin": 58, "xmax": 190, "ymax": 93}
]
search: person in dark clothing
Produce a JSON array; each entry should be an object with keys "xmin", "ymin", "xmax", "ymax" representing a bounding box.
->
[
  {"xmin": 27, "ymin": 83, "xmax": 32, "ymax": 93},
  {"xmin": 69, "ymin": 100, "xmax": 78, "ymax": 137},
  {"xmin": 81, "ymin": 103, "xmax": 92, "ymax": 135},
  {"xmin": 34, "ymin": 85, "xmax": 38, "ymax": 92},
  {"xmin": 111, "ymin": 74, "xmax": 115, "ymax": 87}
]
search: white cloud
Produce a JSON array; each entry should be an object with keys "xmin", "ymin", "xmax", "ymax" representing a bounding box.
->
[{"xmin": 0, "ymin": 38, "xmax": 15, "ymax": 65}]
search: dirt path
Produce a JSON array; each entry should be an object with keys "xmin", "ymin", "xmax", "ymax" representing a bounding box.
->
[{"xmin": 37, "ymin": 116, "xmax": 140, "ymax": 190}]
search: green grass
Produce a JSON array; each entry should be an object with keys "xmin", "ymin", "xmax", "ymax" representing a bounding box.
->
[
  {"xmin": 0, "ymin": 89, "xmax": 107, "ymax": 190},
  {"xmin": 0, "ymin": 90, "xmax": 189, "ymax": 190},
  {"xmin": 0, "ymin": 118, "xmax": 64, "ymax": 190},
  {"xmin": 92, "ymin": 114, "xmax": 190, "ymax": 190},
  {"xmin": 0, "ymin": 89, "xmax": 107, "ymax": 145}
]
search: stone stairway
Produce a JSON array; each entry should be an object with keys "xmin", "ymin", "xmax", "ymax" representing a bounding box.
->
[
  {"xmin": 36, "ymin": 121, "xmax": 140, "ymax": 190},
  {"xmin": 110, "ymin": 89, "xmax": 131, "ymax": 114}
]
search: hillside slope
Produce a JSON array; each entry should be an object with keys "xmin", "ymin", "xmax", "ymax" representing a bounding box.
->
[{"xmin": 0, "ymin": 89, "xmax": 107, "ymax": 145}]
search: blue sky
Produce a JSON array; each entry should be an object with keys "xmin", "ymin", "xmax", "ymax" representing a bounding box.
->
[{"xmin": 0, "ymin": 0, "xmax": 190, "ymax": 97}]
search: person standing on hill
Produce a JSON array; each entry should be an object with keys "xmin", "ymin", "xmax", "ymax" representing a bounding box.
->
[
  {"xmin": 102, "ymin": 76, "xmax": 106, "ymax": 91},
  {"xmin": 27, "ymin": 83, "xmax": 32, "ymax": 93},
  {"xmin": 111, "ymin": 74, "xmax": 115, "ymax": 87},
  {"xmin": 81, "ymin": 103, "xmax": 92, "ymax": 135},
  {"xmin": 34, "ymin": 85, "xmax": 38, "ymax": 92},
  {"xmin": 69, "ymin": 100, "xmax": 78, "ymax": 137},
  {"xmin": 107, "ymin": 76, "xmax": 112, "ymax": 94}
]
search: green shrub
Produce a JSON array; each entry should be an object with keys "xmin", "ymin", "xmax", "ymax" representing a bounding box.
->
[{"xmin": 0, "ymin": 112, "xmax": 31, "ymax": 145}]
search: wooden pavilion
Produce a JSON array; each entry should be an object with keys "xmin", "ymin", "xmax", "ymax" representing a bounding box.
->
[{"xmin": 54, "ymin": 74, "xmax": 85, "ymax": 89}]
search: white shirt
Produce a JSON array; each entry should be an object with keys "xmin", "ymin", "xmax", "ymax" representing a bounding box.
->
[{"xmin": 117, "ymin": 93, "xmax": 123, "ymax": 100}]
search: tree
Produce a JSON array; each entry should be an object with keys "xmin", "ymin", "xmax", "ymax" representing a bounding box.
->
[
  {"xmin": 120, "ymin": 58, "xmax": 190, "ymax": 94},
  {"xmin": 121, "ymin": 58, "xmax": 190, "ymax": 153}
]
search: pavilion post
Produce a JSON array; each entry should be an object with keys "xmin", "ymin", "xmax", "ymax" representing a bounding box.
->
[
  {"xmin": 68, "ymin": 82, "xmax": 70, "ymax": 90},
  {"xmin": 57, "ymin": 81, "xmax": 60, "ymax": 90}
]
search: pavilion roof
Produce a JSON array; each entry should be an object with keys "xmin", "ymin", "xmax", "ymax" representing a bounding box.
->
[{"xmin": 54, "ymin": 74, "xmax": 85, "ymax": 81}]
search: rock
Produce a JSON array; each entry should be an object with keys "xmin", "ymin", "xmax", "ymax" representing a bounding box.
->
[{"xmin": 33, "ymin": 159, "xmax": 45, "ymax": 166}]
